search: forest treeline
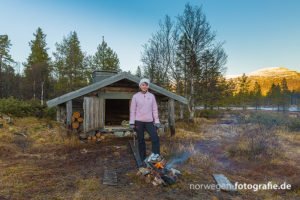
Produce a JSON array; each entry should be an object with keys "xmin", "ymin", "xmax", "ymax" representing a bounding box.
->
[{"xmin": 0, "ymin": 3, "xmax": 299, "ymax": 119}]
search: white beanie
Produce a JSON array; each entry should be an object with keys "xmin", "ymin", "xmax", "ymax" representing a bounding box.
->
[{"xmin": 139, "ymin": 78, "xmax": 150, "ymax": 86}]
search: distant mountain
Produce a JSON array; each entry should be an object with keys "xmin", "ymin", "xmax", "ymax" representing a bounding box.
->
[{"xmin": 226, "ymin": 67, "xmax": 300, "ymax": 95}]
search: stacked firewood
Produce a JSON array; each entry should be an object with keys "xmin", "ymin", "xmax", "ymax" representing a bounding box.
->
[
  {"xmin": 71, "ymin": 112, "xmax": 83, "ymax": 130},
  {"xmin": 87, "ymin": 131, "xmax": 106, "ymax": 142}
]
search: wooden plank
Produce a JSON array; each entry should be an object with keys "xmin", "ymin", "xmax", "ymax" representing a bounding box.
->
[
  {"xmin": 83, "ymin": 97, "xmax": 104, "ymax": 133},
  {"xmin": 47, "ymin": 73, "xmax": 125, "ymax": 107},
  {"xmin": 99, "ymin": 97, "xmax": 104, "ymax": 128},
  {"xmin": 66, "ymin": 100, "xmax": 72, "ymax": 127},
  {"xmin": 102, "ymin": 92, "xmax": 134, "ymax": 99},
  {"xmin": 83, "ymin": 98, "xmax": 87, "ymax": 132},
  {"xmin": 61, "ymin": 106, "xmax": 66, "ymax": 123},
  {"xmin": 102, "ymin": 86, "xmax": 137, "ymax": 92},
  {"xmin": 47, "ymin": 72, "xmax": 188, "ymax": 108},
  {"xmin": 56, "ymin": 105, "xmax": 66, "ymax": 122},
  {"xmin": 168, "ymin": 98, "xmax": 175, "ymax": 136},
  {"xmin": 56, "ymin": 106, "xmax": 61, "ymax": 122},
  {"xmin": 83, "ymin": 97, "xmax": 90, "ymax": 133},
  {"xmin": 129, "ymin": 140, "xmax": 143, "ymax": 168},
  {"xmin": 213, "ymin": 174, "xmax": 237, "ymax": 191},
  {"xmin": 103, "ymin": 169, "xmax": 118, "ymax": 186}
]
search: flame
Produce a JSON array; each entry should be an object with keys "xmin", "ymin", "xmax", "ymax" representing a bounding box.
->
[{"xmin": 154, "ymin": 162, "xmax": 164, "ymax": 169}]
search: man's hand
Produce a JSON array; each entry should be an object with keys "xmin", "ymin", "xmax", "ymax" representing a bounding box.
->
[
  {"xmin": 129, "ymin": 124, "xmax": 135, "ymax": 130},
  {"xmin": 154, "ymin": 123, "xmax": 161, "ymax": 129}
]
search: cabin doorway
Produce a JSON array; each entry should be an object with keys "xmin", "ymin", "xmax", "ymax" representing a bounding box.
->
[{"xmin": 105, "ymin": 99, "xmax": 130, "ymax": 126}]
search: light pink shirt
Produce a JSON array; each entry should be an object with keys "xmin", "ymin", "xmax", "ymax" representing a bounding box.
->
[{"xmin": 130, "ymin": 91, "xmax": 160, "ymax": 124}]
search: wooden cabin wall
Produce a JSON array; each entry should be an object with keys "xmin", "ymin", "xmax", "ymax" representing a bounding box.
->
[
  {"xmin": 83, "ymin": 96, "xmax": 104, "ymax": 133},
  {"xmin": 157, "ymin": 98, "xmax": 169, "ymax": 124},
  {"xmin": 57, "ymin": 99, "xmax": 84, "ymax": 127},
  {"xmin": 56, "ymin": 104, "xmax": 66, "ymax": 123},
  {"xmin": 66, "ymin": 100, "xmax": 72, "ymax": 127}
]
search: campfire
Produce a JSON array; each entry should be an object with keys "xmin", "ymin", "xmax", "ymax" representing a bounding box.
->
[{"xmin": 136, "ymin": 156, "xmax": 182, "ymax": 186}]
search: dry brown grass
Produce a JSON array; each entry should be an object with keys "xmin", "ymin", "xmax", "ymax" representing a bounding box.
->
[
  {"xmin": 170, "ymin": 117, "xmax": 215, "ymax": 141},
  {"xmin": 73, "ymin": 178, "xmax": 101, "ymax": 200},
  {"xmin": 0, "ymin": 117, "xmax": 84, "ymax": 199},
  {"xmin": 0, "ymin": 115, "xmax": 299, "ymax": 199},
  {"xmin": 227, "ymin": 124, "xmax": 282, "ymax": 160}
]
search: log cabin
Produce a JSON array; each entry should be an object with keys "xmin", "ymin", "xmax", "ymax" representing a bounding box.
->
[{"xmin": 46, "ymin": 70, "xmax": 188, "ymax": 136}]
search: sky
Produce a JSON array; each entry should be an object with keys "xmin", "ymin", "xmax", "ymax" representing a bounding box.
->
[{"xmin": 1, "ymin": 0, "xmax": 300, "ymax": 76}]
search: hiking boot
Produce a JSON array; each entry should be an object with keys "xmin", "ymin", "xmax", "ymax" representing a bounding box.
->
[
  {"xmin": 146, "ymin": 153, "xmax": 156, "ymax": 162},
  {"xmin": 148, "ymin": 153, "xmax": 163, "ymax": 163}
]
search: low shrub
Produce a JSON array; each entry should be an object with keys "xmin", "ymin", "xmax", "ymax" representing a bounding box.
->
[
  {"xmin": 237, "ymin": 111, "xmax": 300, "ymax": 131},
  {"xmin": 0, "ymin": 97, "xmax": 56, "ymax": 119},
  {"xmin": 228, "ymin": 124, "xmax": 281, "ymax": 160},
  {"xmin": 197, "ymin": 109, "xmax": 221, "ymax": 119}
]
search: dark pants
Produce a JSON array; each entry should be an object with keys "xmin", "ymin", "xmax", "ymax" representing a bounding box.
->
[{"xmin": 134, "ymin": 120, "xmax": 160, "ymax": 162}]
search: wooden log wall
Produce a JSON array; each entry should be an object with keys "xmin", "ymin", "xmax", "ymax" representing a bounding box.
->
[
  {"xmin": 157, "ymin": 98, "xmax": 169, "ymax": 124},
  {"xmin": 66, "ymin": 100, "xmax": 72, "ymax": 128},
  {"xmin": 56, "ymin": 104, "xmax": 66, "ymax": 123},
  {"xmin": 83, "ymin": 97, "xmax": 104, "ymax": 133}
]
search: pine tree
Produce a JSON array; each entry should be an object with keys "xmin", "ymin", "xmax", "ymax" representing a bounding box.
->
[
  {"xmin": 0, "ymin": 35, "xmax": 14, "ymax": 98},
  {"xmin": 53, "ymin": 31, "xmax": 88, "ymax": 95},
  {"xmin": 267, "ymin": 83, "xmax": 281, "ymax": 111},
  {"xmin": 280, "ymin": 78, "xmax": 290, "ymax": 111},
  {"xmin": 135, "ymin": 66, "xmax": 142, "ymax": 77},
  {"xmin": 237, "ymin": 73, "xmax": 250, "ymax": 110},
  {"xmin": 23, "ymin": 28, "xmax": 51, "ymax": 103},
  {"xmin": 93, "ymin": 36, "xmax": 120, "ymax": 72},
  {"xmin": 196, "ymin": 47, "xmax": 226, "ymax": 109},
  {"xmin": 252, "ymin": 81, "xmax": 263, "ymax": 110},
  {"xmin": 220, "ymin": 79, "xmax": 235, "ymax": 107}
]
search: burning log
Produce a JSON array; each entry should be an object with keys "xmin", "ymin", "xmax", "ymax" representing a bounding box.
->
[
  {"xmin": 136, "ymin": 155, "xmax": 182, "ymax": 187},
  {"xmin": 129, "ymin": 140, "xmax": 183, "ymax": 186},
  {"xmin": 137, "ymin": 167, "xmax": 150, "ymax": 176}
]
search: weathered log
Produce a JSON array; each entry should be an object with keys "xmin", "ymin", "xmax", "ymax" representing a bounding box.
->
[{"xmin": 66, "ymin": 100, "xmax": 72, "ymax": 127}]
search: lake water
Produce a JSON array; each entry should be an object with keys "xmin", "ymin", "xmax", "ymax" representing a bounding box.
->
[{"xmin": 196, "ymin": 106, "xmax": 300, "ymax": 112}]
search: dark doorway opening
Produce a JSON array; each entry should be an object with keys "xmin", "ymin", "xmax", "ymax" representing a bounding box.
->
[{"xmin": 105, "ymin": 99, "xmax": 130, "ymax": 125}]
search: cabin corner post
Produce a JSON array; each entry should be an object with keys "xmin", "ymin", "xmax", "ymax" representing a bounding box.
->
[
  {"xmin": 168, "ymin": 98, "xmax": 175, "ymax": 136},
  {"xmin": 56, "ymin": 105, "xmax": 65, "ymax": 123},
  {"xmin": 99, "ymin": 96, "xmax": 105, "ymax": 129},
  {"xmin": 56, "ymin": 105, "xmax": 61, "ymax": 122},
  {"xmin": 66, "ymin": 100, "xmax": 72, "ymax": 129}
]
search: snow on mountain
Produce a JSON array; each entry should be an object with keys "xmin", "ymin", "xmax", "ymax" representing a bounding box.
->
[
  {"xmin": 247, "ymin": 67, "xmax": 299, "ymax": 77},
  {"xmin": 226, "ymin": 67, "xmax": 300, "ymax": 94}
]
